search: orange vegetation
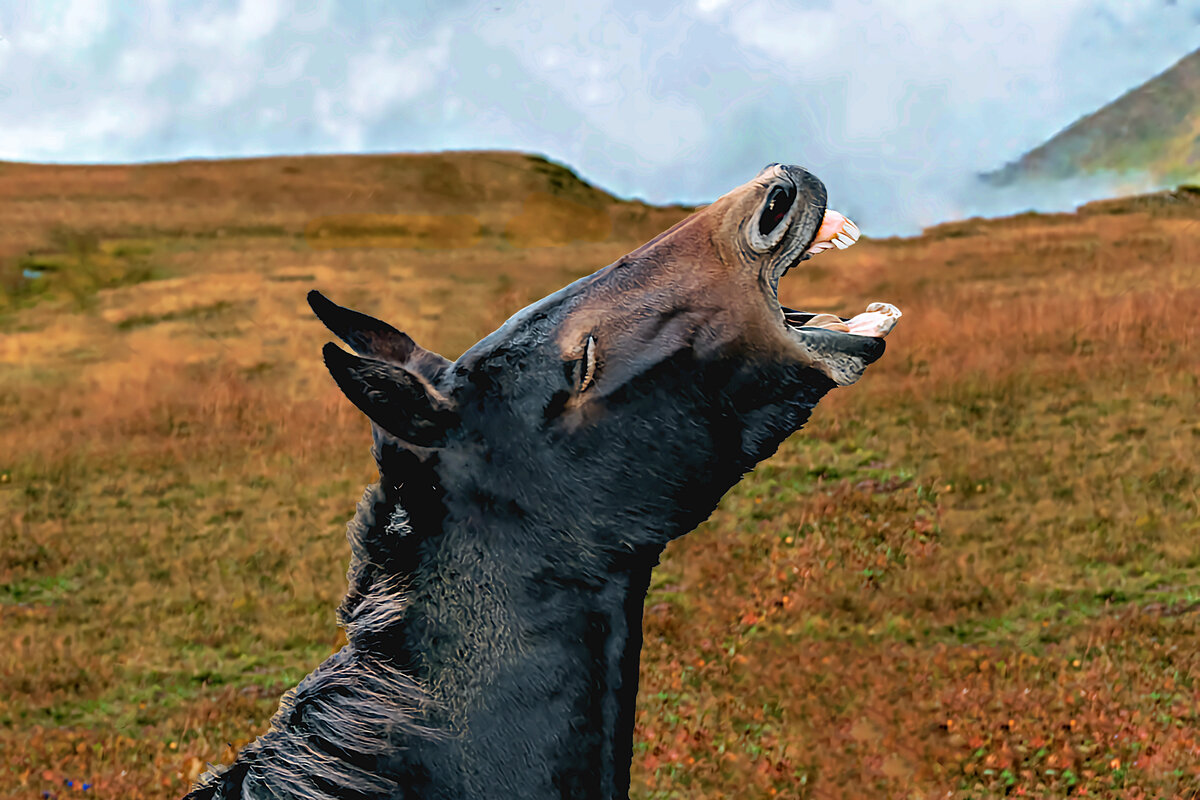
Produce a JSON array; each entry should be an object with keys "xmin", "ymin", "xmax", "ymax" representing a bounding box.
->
[{"xmin": 1, "ymin": 154, "xmax": 1197, "ymax": 799}]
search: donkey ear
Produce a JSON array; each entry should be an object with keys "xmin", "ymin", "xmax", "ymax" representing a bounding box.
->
[
  {"xmin": 308, "ymin": 290, "xmax": 451, "ymax": 378},
  {"xmin": 322, "ymin": 342, "xmax": 458, "ymax": 447}
]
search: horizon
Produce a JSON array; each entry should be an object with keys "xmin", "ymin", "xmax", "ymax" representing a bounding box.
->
[{"xmin": 1, "ymin": 0, "xmax": 1198, "ymax": 234}]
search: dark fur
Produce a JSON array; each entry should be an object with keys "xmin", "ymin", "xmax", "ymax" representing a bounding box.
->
[{"xmin": 183, "ymin": 165, "xmax": 885, "ymax": 800}]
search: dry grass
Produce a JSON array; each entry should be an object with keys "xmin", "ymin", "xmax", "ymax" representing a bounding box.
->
[{"xmin": 1, "ymin": 154, "xmax": 1198, "ymax": 799}]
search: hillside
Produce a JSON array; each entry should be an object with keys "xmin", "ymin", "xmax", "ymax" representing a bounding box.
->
[
  {"xmin": 0, "ymin": 151, "xmax": 689, "ymax": 360},
  {"xmin": 0, "ymin": 150, "xmax": 686, "ymax": 284},
  {"xmin": 984, "ymin": 47, "xmax": 1200, "ymax": 187},
  {"xmin": 1, "ymin": 153, "xmax": 1198, "ymax": 799}
]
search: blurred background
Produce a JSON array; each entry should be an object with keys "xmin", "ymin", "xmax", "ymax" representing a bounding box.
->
[
  {"xmin": 1, "ymin": 2, "xmax": 1198, "ymax": 799},
  {"xmin": 3, "ymin": 0, "xmax": 1200, "ymax": 232}
]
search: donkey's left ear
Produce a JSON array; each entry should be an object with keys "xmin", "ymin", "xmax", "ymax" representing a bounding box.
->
[
  {"xmin": 322, "ymin": 342, "xmax": 458, "ymax": 447},
  {"xmin": 308, "ymin": 290, "xmax": 451, "ymax": 380}
]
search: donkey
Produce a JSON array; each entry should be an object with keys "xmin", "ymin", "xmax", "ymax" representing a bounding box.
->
[{"xmin": 183, "ymin": 163, "xmax": 900, "ymax": 799}]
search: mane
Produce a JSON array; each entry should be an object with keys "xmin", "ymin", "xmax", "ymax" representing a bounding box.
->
[{"xmin": 185, "ymin": 479, "xmax": 443, "ymax": 800}]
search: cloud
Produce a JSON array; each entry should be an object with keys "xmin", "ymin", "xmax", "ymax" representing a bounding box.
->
[
  {"xmin": 4, "ymin": 0, "xmax": 113, "ymax": 54},
  {"xmin": 346, "ymin": 26, "xmax": 454, "ymax": 120},
  {"xmin": 184, "ymin": 0, "xmax": 283, "ymax": 47},
  {"xmin": 0, "ymin": 0, "xmax": 1197, "ymax": 232}
]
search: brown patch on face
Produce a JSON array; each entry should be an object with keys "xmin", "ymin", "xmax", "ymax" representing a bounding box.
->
[{"xmin": 551, "ymin": 165, "xmax": 830, "ymax": 391}]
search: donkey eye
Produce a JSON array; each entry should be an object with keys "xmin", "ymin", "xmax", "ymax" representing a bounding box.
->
[
  {"xmin": 758, "ymin": 185, "xmax": 795, "ymax": 236},
  {"xmin": 577, "ymin": 335, "xmax": 597, "ymax": 392}
]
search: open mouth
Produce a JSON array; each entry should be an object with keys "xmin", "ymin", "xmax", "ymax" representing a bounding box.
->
[{"xmin": 779, "ymin": 208, "xmax": 902, "ymax": 339}]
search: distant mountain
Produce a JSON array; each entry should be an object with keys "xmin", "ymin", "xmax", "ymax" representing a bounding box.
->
[{"xmin": 984, "ymin": 48, "xmax": 1200, "ymax": 187}]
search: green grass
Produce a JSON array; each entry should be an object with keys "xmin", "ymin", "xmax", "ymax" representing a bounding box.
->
[
  {"xmin": 1, "ymin": 233, "xmax": 168, "ymax": 318},
  {"xmin": 114, "ymin": 300, "xmax": 238, "ymax": 331}
]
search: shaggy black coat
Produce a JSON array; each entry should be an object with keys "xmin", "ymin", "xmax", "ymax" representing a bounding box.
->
[{"xmin": 183, "ymin": 164, "xmax": 886, "ymax": 800}]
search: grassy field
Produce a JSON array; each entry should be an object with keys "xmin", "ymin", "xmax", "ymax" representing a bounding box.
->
[{"xmin": 1, "ymin": 153, "xmax": 1197, "ymax": 799}]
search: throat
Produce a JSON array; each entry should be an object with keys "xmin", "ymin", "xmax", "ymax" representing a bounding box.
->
[
  {"xmin": 402, "ymin": 537, "xmax": 659, "ymax": 799},
  {"xmin": 592, "ymin": 559, "xmax": 654, "ymax": 798}
]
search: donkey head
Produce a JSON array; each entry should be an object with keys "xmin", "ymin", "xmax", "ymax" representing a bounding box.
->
[{"xmin": 310, "ymin": 164, "xmax": 899, "ymax": 560}]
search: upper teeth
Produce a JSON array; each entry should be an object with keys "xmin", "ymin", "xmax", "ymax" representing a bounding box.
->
[{"xmin": 806, "ymin": 213, "xmax": 860, "ymax": 255}]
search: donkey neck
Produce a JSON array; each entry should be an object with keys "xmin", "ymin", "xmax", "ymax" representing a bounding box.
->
[{"xmin": 377, "ymin": 498, "xmax": 661, "ymax": 799}]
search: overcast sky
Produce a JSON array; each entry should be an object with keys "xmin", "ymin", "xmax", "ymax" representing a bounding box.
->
[{"xmin": 0, "ymin": 0, "xmax": 1197, "ymax": 233}]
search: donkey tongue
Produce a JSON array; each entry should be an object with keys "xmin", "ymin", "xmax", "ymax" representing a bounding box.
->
[{"xmin": 805, "ymin": 209, "xmax": 861, "ymax": 255}]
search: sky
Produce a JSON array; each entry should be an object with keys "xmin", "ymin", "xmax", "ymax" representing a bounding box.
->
[{"xmin": 0, "ymin": 0, "xmax": 1198, "ymax": 234}]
